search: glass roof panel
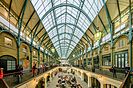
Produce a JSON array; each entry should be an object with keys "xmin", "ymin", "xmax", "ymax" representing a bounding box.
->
[
  {"xmin": 31, "ymin": 0, "xmax": 104, "ymax": 58},
  {"xmin": 59, "ymin": 35, "xmax": 64, "ymax": 40},
  {"xmin": 34, "ymin": 0, "xmax": 42, "ymax": 10},
  {"xmin": 66, "ymin": 26, "xmax": 73, "ymax": 33},
  {"xmin": 31, "ymin": 0, "xmax": 38, "ymax": 6}
]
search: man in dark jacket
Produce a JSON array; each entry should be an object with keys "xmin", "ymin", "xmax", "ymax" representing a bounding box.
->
[{"xmin": 112, "ymin": 65, "xmax": 117, "ymax": 78}]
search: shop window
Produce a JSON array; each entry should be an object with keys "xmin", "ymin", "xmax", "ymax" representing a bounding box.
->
[
  {"xmin": 94, "ymin": 56, "xmax": 99, "ymax": 68},
  {"xmin": 22, "ymin": 46, "xmax": 28, "ymax": 57},
  {"xmin": 33, "ymin": 51, "xmax": 36, "ymax": 56},
  {"xmin": 0, "ymin": 55, "xmax": 16, "ymax": 73},
  {"xmin": 119, "ymin": 39, "xmax": 125, "ymax": 48},
  {"xmin": 22, "ymin": 46, "xmax": 27, "ymax": 53},
  {"xmin": 88, "ymin": 59, "xmax": 92, "ymax": 65},
  {"xmin": 102, "ymin": 55, "xmax": 111, "ymax": 66},
  {"xmin": 114, "ymin": 51, "xmax": 128, "ymax": 68},
  {"xmin": 4, "ymin": 37, "xmax": 12, "ymax": 47},
  {"xmin": 7, "ymin": 60, "xmax": 16, "ymax": 71}
]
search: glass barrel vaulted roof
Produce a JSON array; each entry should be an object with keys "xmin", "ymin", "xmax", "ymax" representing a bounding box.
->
[{"xmin": 30, "ymin": 0, "xmax": 104, "ymax": 58}]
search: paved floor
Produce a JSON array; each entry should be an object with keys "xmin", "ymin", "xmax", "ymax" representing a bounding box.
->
[{"xmin": 47, "ymin": 72, "xmax": 88, "ymax": 88}]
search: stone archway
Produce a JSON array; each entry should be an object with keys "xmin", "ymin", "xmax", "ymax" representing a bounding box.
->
[
  {"xmin": 20, "ymin": 43, "xmax": 30, "ymax": 70},
  {"xmin": 0, "ymin": 55, "xmax": 17, "ymax": 73},
  {"xmin": 83, "ymin": 73, "xmax": 88, "ymax": 83},
  {"xmin": 103, "ymin": 84, "xmax": 117, "ymax": 88},
  {"xmin": 91, "ymin": 77, "xmax": 101, "ymax": 88}
]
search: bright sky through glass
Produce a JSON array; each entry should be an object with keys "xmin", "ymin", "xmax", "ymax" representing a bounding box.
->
[{"xmin": 31, "ymin": 0, "xmax": 104, "ymax": 58}]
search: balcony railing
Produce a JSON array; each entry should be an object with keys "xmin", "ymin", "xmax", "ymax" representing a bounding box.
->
[
  {"xmin": 0, "ymin": 79, "xmax": 9, "ymax": 88},
  {"xmin": 73, "ymin": 65, "xmax": 125, "ymax": 81},
  {"xmin": 2, "ymin": 65, "xmax": 57, "ymax": 87},
  {"xmin": 120, "ymin": 72, "xmax": 131, "ymax": 88}
]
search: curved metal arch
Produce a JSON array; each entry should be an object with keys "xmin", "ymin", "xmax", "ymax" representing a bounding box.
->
[
  {"xmin": 53, "ymin": 41, "xmax": 78, "ymax": 50},
  {"xmin": 48, "ymin": 39, "xmax": 83, "ymax": 50},
  {"xmin": 0, "ymin": 30, "xmax": 17, "ymax": 41},
  {"xmin": 40, "ymin": 22, "xmax": 92, "ymax": 46},
  {"xmin": 56, "ymin": 45, "xmax": 74, "ymax": 50},
  {"xmin": 113, "ymin": 34, "xmax": 128, "ymax": 46},
  {"xmin": 43, "ymin": 37, "xmax": 85, "ymax": 51},
  {"xmin": 46, "ymin": 37, "xmax": 85, "ymax": 50},
  {"xmin": 50, "ymin": 44, "xmax": 82, "ymax": 53},
  {"xmin": 50, "ymin": 38, "xmax": 84, "ymax": 48},
  {"xmin": 54, "ymin": 38, "xmax": 83, "ymax": 47},
  {"xmin": 41, "ymin": 3, "xmax": 97, "ymax": 32},
  {"xmin": 42, "ymin": 24, "xmax": 88, "ymax": 47},
  {"xmin": 56, "ymin": 46, "xmax": 73, "ymax": 52},
  {"xmin": 54, "ymin": 41, "xmax": 75, "ymax": 48},
  {"xmin": 55, "ymin": 45, "xmax": 81, "ymax": 53},
  {"xmin": 51, "ymin": 32, "xmax": 80, "ymax": 41},
  {"xmin": 46, "ymin": 23, "xmax": 84, "ymax": 36},
  {"xmin": 43, "ymin": 38, "xmax": 84, "ymax": 54},
  {"xmin": 56, "ymin": 45, "xmax": 81, "ymax": 52},
  {"xmin": 55, "ymin": 45, "xmax": 74, "ymax": 50},
  {"xmin": 0, "ymin": 30, "xmax": 18, "ymax": 46},
  {"xmin": 56, "ymin": 12, "xmax": 89, "ymax": 31}
]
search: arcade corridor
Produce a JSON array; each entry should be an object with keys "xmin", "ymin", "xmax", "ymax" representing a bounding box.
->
[{"xmin": 0, "ymin": 0, "xmax": 133, "ymax": 88}]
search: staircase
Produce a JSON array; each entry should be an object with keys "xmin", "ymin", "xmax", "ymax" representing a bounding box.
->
[{"xmin": 119, "ymin": 72, "xmax": 133, "ymax": 88}]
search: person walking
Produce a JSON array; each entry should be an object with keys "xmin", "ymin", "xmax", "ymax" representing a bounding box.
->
[
  {"xmin": 19, "ymin": 65, "xmax": 23, "ymax": 82},
  {"xmin": 16, "ymin": 65, "xmax": 23, "ymax": 83},
  {"xmin": 125, "ymin": 68, "xmax": 129, "ymax": 77},
  {"xmin": 32, "ymin": 64, "xmax": 37, "ymax": 77},
  {"xmin": 112, "ymin": 65, "xmax": 117, "ymax": 78}
]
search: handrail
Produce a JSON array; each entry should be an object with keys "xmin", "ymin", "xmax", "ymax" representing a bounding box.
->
[
  {"xmin": 3, "ymin": 71, "xmax": 26, "ymax": 77},
  {"xmin": 73, "ymin": 66, "xmax": 125, "ymax": 81},
  {"xmin": 119, "ymin": 72, "xmax": 130, "ymax": 88},
  {"xmin": 0, "ymin": 79, "xmax": 9, "ymax": 88},
  {"xmin": 14, "ymin": 66, "xmax": 57, "ymax": 88},
  {"xmin": 2, "ymin": 66, "xmax": 57, "ymax": 87}
]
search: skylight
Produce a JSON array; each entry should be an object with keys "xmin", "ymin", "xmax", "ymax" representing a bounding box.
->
[{"xmin": 30, "ymin": 0, "xmax": 104, "ymax": 58}]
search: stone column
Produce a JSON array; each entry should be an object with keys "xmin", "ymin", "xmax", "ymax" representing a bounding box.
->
[
  {"xmin": 107, "ymin": 84, "xmax": 110, "ymax": 88},
  {"xmin": 100, "ymin": 83, "xmax": 105, "ymax": 88},
  {"xmin": 77, "ymin": 71, "xmax": 79, "ymax": 76},
  {"xmin": 45, "ymin": 77, "xmax": 47, "ymax": 88},
  {"xmin": 75, "ymin": 70, "xmax": 78, "ymax": 76},
  {"xmin": 81, "ymin": 72, "xmax": 84, "ymax": 81},
  {"xmin": 49, "ymin": 73, "xmax": 52, "ymax": 81},
  {"xmin": 111, "ymin": 85, "xmax": 115, "ymax": 88},
  {"xmin": 88, "ymin": 76, "xmax": 92, "ymax": 88}
]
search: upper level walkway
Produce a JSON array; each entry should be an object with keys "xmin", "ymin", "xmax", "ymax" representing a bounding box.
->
[{"xmin": 0, "ymin": 66, "xmax": 131, "ymax": 88}]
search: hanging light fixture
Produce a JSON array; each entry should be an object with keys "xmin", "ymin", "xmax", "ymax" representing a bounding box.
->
[{"xmin": 94, "ymin": 31, "xmax": 102, "ymax": 41}]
